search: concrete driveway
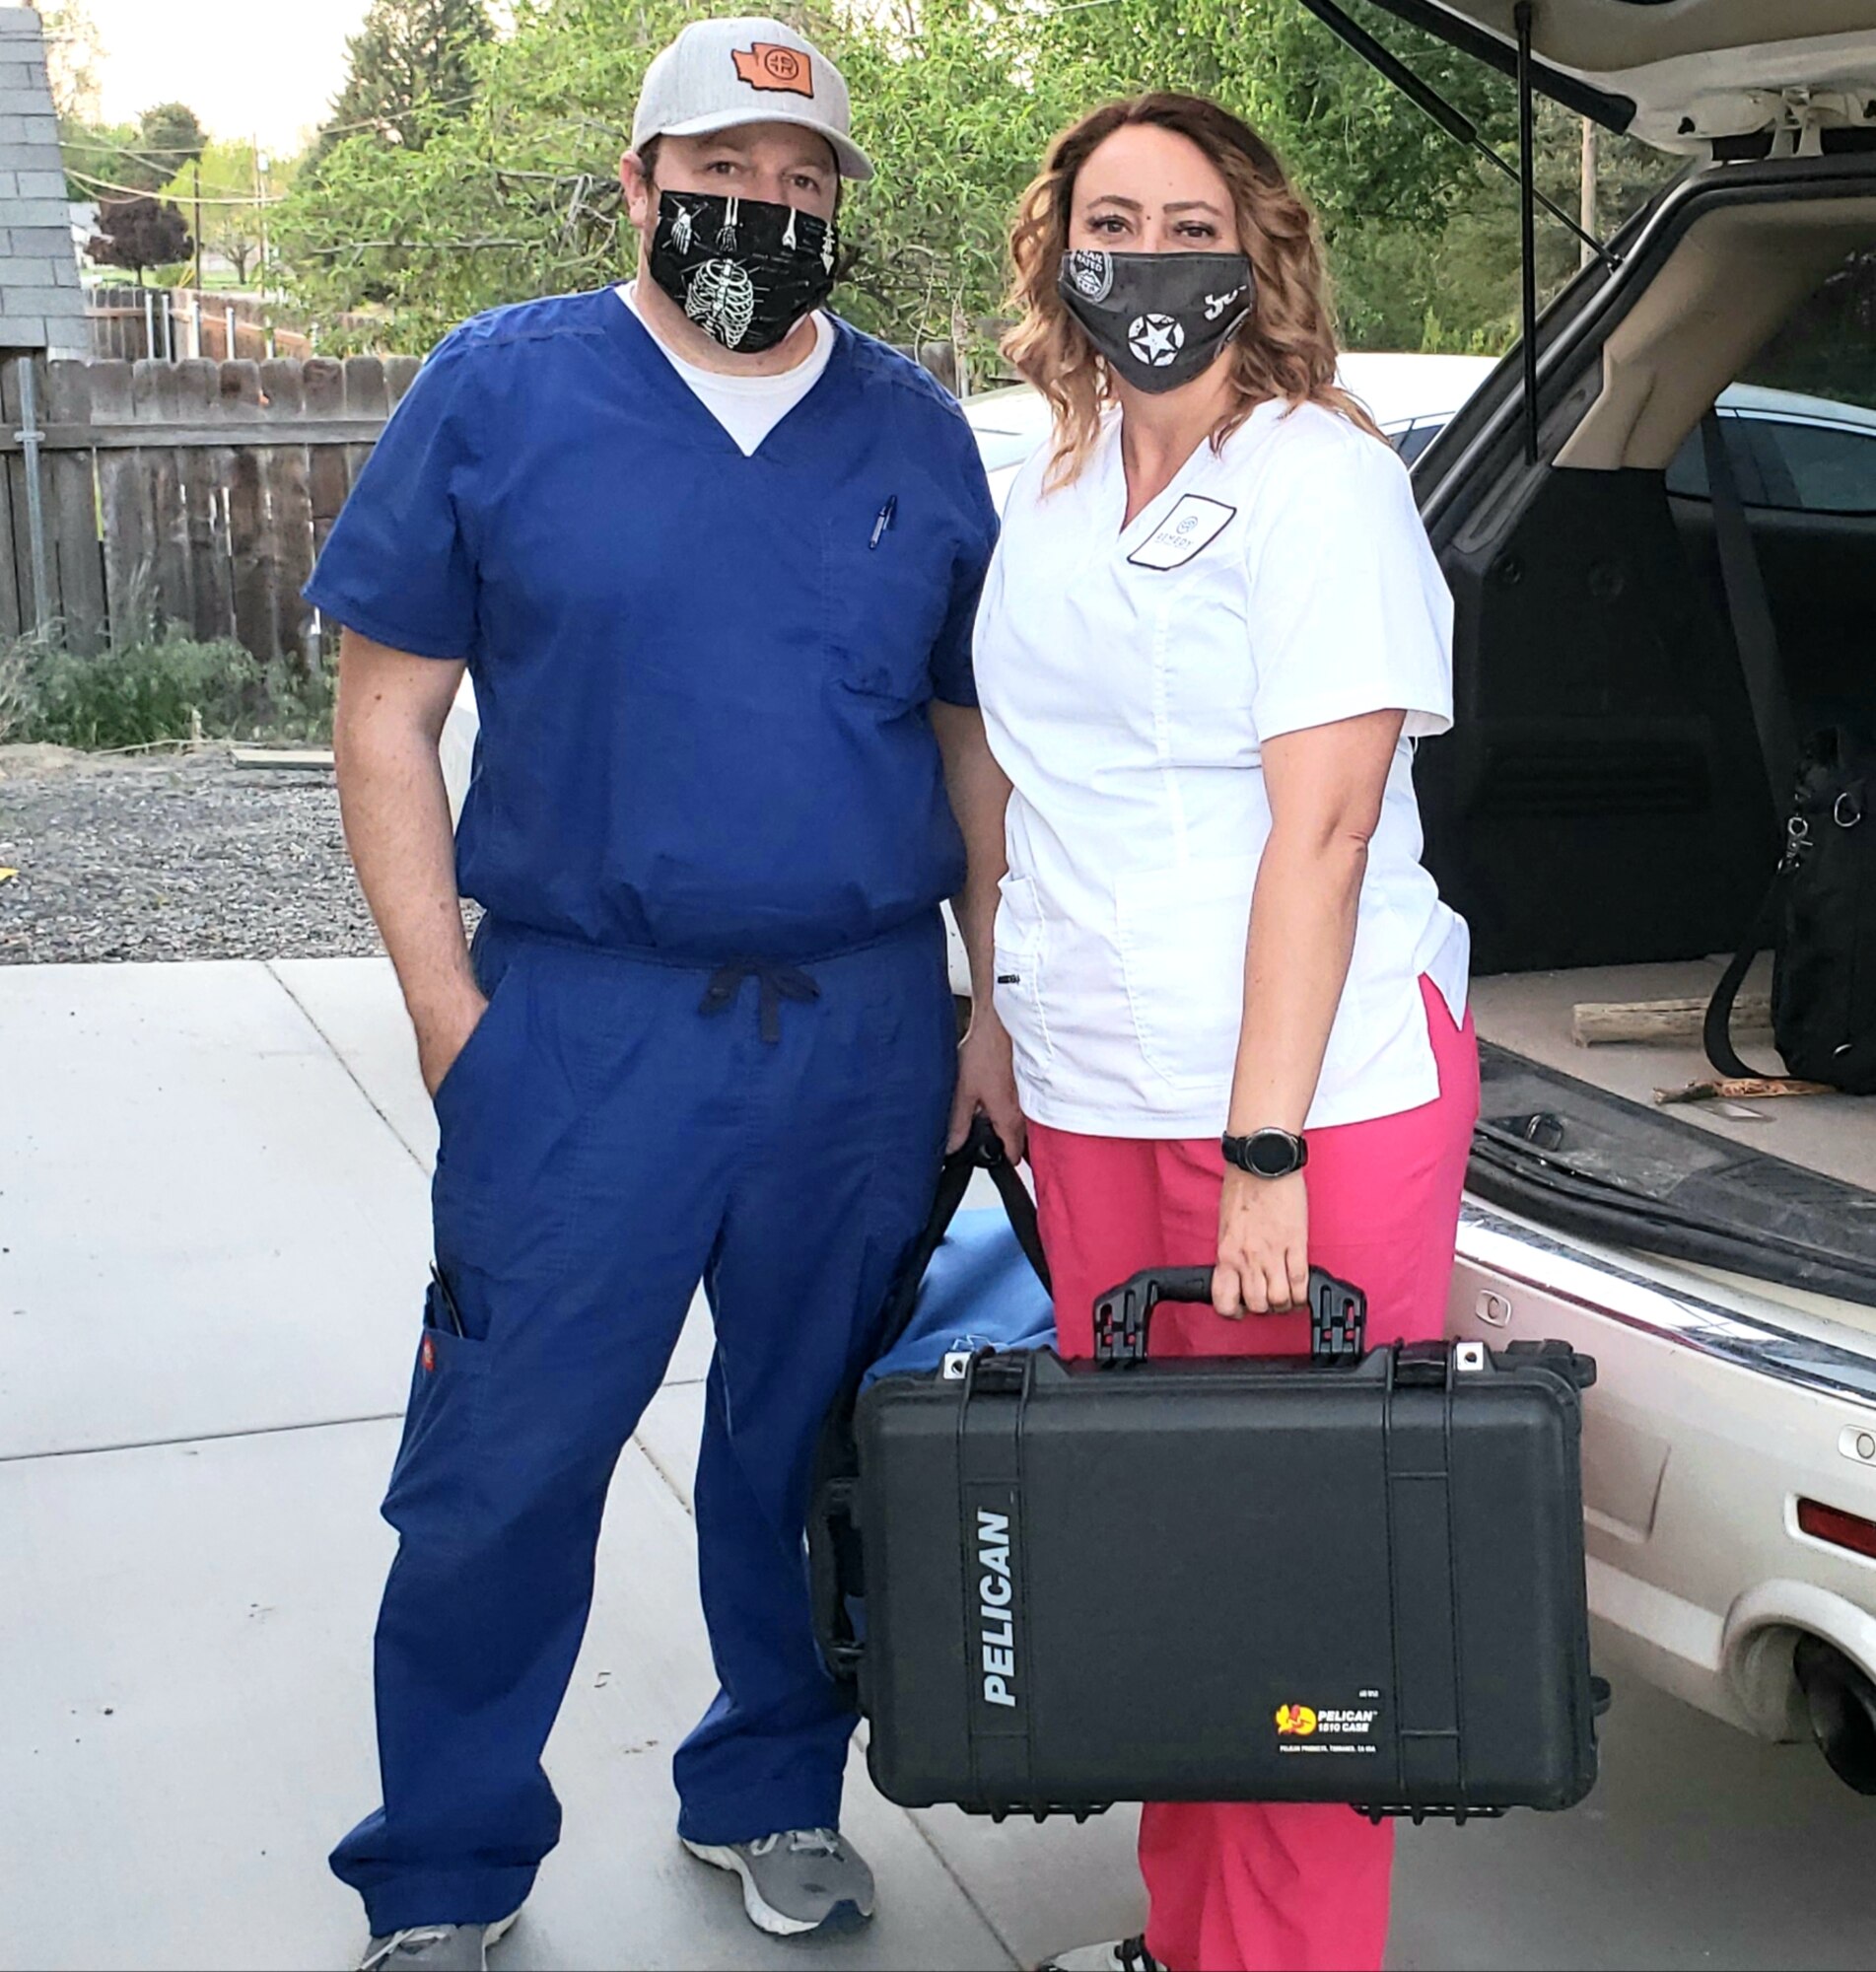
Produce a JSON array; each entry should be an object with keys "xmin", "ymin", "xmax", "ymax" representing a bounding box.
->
[{"xmin": 2, "ymin": 957, "xmax": 1872, "ymax": 1971}]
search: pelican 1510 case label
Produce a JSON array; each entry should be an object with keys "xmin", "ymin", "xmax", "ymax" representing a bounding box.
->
[{"xmin": 1274, "ymin": 1692, "xmax": 1385, "ymax": 1758}]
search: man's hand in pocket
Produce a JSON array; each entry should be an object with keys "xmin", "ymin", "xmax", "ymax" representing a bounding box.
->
[{"xmin": 417, "ymin": 983, "xmax": 490, "ymax": 1098}]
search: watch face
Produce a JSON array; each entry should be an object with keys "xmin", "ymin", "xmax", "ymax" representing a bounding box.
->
[{"xmin": 1248, "ymin": 1130, "xmax": 1300, "ymax": 1177}]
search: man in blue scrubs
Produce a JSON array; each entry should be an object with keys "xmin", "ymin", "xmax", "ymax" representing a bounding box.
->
[{"xmin": 313, "ymin": 19, "xmax": 1019, "ymax": 1967}]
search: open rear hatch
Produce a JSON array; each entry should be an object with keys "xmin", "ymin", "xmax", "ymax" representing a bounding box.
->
[
  {"xmin": 1356, "ymin": 1, "xmax": 1876, "ymax": 155},
  {"xmin": 1472, "ymin": 1045, "xmax": 1876, "ymax": 1309}
]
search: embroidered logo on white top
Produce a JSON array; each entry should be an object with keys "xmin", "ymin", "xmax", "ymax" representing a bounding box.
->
[{"xmin": 1126, "ymin": 494, "xmax": 1237, "ymax": 571}]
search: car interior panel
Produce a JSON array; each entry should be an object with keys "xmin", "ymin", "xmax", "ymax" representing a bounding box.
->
[
  {"xmin": 1422, "ymin": 464, "xmax": 1775, "ymax": 974},
  {"xmin": 1414, "ymin": 174, "xmax": 1876, "ymax": 1230}
]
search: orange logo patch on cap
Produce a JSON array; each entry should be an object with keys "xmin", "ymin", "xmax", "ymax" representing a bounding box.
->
[
  {"xmin": 1275, "ymin": 1704, "xmax": 1318, "ymax": 1737},
  {"xmin": 732, "ymin": 42, "xmax": 813, "ymax": 96}
]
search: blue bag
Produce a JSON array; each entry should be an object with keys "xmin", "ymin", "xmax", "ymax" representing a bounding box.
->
[{"xmin": 861, "ymin": 1208, "xmax": 1057, "ymax": 1389}]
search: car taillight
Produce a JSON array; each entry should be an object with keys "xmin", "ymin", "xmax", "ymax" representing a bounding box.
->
[{"xmin": 1797, "ymin": 1498, "xmax": 1876, "ymax": 1561}]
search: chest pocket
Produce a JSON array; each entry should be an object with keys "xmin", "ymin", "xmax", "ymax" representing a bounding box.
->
[{"xmin": 822, "ymin": 498, "xmax": 958, "ymax": 706}]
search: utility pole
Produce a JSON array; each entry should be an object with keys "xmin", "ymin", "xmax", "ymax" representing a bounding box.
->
[
  {"xmin": 253, "ymin": 134, "xmax": 267, "ymax": 296},
  {"xmin": 191, "ymin": 158, "xmax": 203, "ymax": 292},
  {"xmin": 1579, "ymin": 114, "xmax": 1599, "ymax": 269}
]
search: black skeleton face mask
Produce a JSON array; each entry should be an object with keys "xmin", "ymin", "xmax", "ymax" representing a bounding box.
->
[
  {"xmin": 1057, "ymin": 248, "xmax": 1255, "ymax": 394},
  {"xmin": 646, "ymin": 190, "xmax": 838, "ymax": 354}
]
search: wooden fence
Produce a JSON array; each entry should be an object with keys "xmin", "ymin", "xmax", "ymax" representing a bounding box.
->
[
  {"xmin": 86, "ymin": 288, "xmax": 320, "ymax": 365},
  {"xmin": 0, "ymin": 340, "xmax": 967, "ymax": 671},
  {"xmin": 0, "ymin": 353, "xmax": 419, "ymax": 666}
]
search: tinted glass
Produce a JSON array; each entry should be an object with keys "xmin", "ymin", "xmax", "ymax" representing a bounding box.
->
[
  {"xmin": 1742, "ymin": 246, "xmax": 1876, "ymax": 411},
  {"xmin": 1392, "ymin": 420, "xmax": 1444, "ymax": 463},
  {"xmin": 1747, "ymin": 418, "xmax": 1876, "ymax": 516},
  {"xmin": 1664, "ymin": 416, "xmax": 1759, "ymax": 501}
]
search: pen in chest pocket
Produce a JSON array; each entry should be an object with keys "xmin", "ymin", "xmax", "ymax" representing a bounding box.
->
[{"xmin": 869, "ymin": 495, "xmax": 898, "ymax": 549}]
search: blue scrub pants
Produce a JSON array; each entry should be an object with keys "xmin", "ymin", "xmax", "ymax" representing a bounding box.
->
[{"xmin": 331, "ymin": 913, "xmax": 956, "ymax": 1934}]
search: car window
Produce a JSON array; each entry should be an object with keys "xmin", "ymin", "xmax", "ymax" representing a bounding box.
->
[
  {"xmin": 1742, "ymin": 418, "xmax": 1876, "ymax": 517},
  {"xmin": 1689, "ymin": 245, "xmax": 1876, "ymax": 515},
  {"xmin": 1664, "ymin": 415, "xmax": 1764, "ymax": 503},
  {"xmin": 1391, "ymin": 420, "xmax": 1444, "ymax": 464}
]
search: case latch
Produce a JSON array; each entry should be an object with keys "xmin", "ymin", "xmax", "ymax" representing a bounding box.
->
[
  {"xmin": 963, "ymin": 1349, "xmax": 1032, "ymax": 1396},
  {"xmin": 1092, "ymin": 1288, "xmax": 1151, "ymax": 1365},
  {"xmin": 1309, "ymin": 1269, "xmax": 1366, "ymax": 1364}
]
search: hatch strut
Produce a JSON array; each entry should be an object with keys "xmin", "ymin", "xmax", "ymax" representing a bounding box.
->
[
  {"xmin": 1295, "ymin": 0, "xmax": 1611, "ymax": 270},
  {"xmin": 1295, "ymin": 0, "xmax": 1613, "ymax": 464},
  {"xmin": 1515, "ymin": 0, "xmax": 1540, "ymax": 465}
]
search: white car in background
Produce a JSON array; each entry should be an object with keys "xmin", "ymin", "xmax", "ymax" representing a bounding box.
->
[{"xmin": 962, "ymin": 350, "xmax": 1498, "ymax": 508}]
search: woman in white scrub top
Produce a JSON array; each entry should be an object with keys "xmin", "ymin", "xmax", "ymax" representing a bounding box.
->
[{"xmin": 973, "ymin": 95, "xmax": 1481, "ymax": 1972}]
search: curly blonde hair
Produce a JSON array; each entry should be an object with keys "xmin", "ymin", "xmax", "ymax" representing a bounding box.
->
[{"xmin": 1004, "ymin": 94, "xmax": 1380, "ymax": 488}]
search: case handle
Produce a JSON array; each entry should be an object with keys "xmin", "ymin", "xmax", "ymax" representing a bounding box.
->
[
  {"xmin": 1092, "ymin": 1265, "xmax": 1367, "ymax": 1367},
  {"xmin": 809, "ymin": 1478, "xmax": 864, "ymax": 1682}
]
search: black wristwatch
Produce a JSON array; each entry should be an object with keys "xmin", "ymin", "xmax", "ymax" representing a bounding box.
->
[{"xmin": 1221, "ymin": 1127, "xmax": 1309, "ymax": 1178}]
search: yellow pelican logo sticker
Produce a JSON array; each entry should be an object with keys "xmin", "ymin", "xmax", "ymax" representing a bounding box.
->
[{"xmin": 1275, "ymin": 1704, "xmax": 1318, "ymax": 1737}]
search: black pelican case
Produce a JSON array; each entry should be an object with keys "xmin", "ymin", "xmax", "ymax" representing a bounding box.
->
[{"xmin": 810, "ymin": 1123, "xmax": 1603, "ymax": 1823}]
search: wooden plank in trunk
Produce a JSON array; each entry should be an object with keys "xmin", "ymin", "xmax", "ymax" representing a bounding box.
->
[
  {"xmin": 43, "ymin": 361, "xmax": 105, "ymax": 655},
  {"xmin": 1573, "ymin": 994, "xmax": 1775, "ymax": 1047},
  {"xmin": 259, "ymin": 360, "xmax": 315, "ymax": 673},
  {"xmin": 220, "ymin": 361, "xmax": 275, "ymax": 667},
  {"xmin": 88, "ymin": 361, "xmax": 149, "ymax": 648}
]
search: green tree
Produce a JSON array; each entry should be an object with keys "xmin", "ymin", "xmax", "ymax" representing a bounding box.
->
[
  {"xmin": 316, "ymin": 0, "xmax": 496, "ymax": 156},
  {"xmin": 162, "ymin": 140, "xmax": 303, "ymax": 288},
  {"xmin": 274, "ymin": 0, "xmax": 1687, "ymax": 362},
  {"xmin": 135, "ymin": 102, "xmax": 209, "ymax": 180},
  {"xmin": 59, "ymin": 115, "xmax": 140, "ymax": 201},
  {"xmin": 278, "ymin": 0, "xmax": 1080, "ymax": 353},
  {"xmin": 63, "ymin": 100, "xmax": 210, "ymax": 201}
]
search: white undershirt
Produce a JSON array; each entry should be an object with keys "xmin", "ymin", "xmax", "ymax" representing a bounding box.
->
[{"xmin": 620, "ymin": 280, "xmax": 833, "ymax": 457}]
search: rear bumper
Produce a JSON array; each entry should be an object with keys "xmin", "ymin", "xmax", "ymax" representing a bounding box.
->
[{"xmin": 1451, "ymin": 1203, "xmax": 1876, "ymax": 1738}]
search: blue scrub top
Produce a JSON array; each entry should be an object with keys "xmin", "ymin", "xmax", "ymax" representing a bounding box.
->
[{"xmin": 305, "ymin": 290, "xmax": 999, "ymax": 963}]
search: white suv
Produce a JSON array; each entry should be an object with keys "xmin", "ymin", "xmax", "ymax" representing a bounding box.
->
[{"xmin": 1359, "ymin": 0, "xmax": 1876, "ymax": 1796}]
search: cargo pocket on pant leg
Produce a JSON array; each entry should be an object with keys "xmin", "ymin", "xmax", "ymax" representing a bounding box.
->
[{"xmin": 382, "ymin": 1280, "xmax": 492, "ymax": 1550}]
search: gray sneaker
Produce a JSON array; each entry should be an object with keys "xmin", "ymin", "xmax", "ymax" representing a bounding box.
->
[
  {"xmin": 356, "ymin": 1908, "xmax": 521, "ymax": 1971},
  {"xmin": 682, "ymin": 1827, "xmax": 875, "ymax": 1937},
  {"xmin": 1036, "ymin": 1939, "xmax": 1163, "ymax": 1972}
]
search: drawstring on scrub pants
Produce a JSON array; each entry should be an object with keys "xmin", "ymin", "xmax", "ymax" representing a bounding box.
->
[{"xmin": 698, "ymin": 960, "xmax": 822, "ymax": 1044}]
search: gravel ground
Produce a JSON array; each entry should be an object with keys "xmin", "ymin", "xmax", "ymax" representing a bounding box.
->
[{"xmin": 0, "ymin": 744, "xmax": 384, "ymax": 965}]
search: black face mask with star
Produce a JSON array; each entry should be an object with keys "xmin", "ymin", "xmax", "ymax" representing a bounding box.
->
[
  {"xmin": 646, "ymin": 190, "xmax": 838, "ymax": 354},
  {"xmin": 1056, "ymin": 248, "xmax": 1255, "ymax": 395}
]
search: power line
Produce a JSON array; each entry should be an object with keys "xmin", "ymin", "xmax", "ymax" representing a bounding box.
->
[
  {"xmin": 66, "ymin": 166, "xmax": 287, "ymax": 206},
  {"xmin": 56, "ymin": 89, "xmax": 487, "ymax": 174}
]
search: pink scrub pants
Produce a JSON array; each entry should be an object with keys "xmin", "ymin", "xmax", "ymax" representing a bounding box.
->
[{"xmin": 1026, "ymin": 978, "xmax": 1480, "ymax": 1972}]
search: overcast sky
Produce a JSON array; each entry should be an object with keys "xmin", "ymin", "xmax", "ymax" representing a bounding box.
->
[{"xmin": 79, "ymin": 0, "xmax": 376, "ymax": 154}]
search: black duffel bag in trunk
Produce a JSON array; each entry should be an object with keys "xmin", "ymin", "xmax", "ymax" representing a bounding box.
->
[{"xmin": 1706, "ymin": 728, "xmax": 1876, "ymax": 1094}]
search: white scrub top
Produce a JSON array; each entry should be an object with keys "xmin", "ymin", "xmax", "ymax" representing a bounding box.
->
[{"xmin": 973, "ymin": 396, "xmax": 1470, "ymax": 1138}]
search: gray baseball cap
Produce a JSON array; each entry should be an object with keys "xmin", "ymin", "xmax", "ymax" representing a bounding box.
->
[{"xmin": 631, "ymin": 16, "xmax": 873, "ymax": 182}]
